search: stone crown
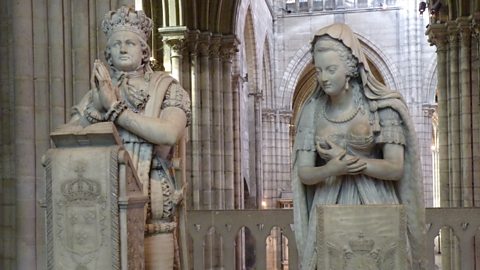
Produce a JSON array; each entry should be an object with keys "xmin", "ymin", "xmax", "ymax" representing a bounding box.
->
[
  {"xmin": 102, "ymin": 6, "xmax": 153, "ymax": 41},
  {"xmin": 61, "ymin": 176, "xmax": 101, "ymax": 202},
  {"xmin": 348, "ymin": 233, "xmax": 375, "ymax": 252}
]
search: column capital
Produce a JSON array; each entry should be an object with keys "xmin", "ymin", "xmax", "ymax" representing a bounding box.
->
[
  {"xmin": 471, "ymin": 13, "xmax": 480, "ymax": 40},
  {"xmin": 198, "ymin": 32, "xmax": 212, "ymax": 57},
  {"xmin": 220, "ymin": 35, "xmax": 239, "ymax": 62},
  {"xmin": 209, "ymin": 34, "xmax": 222, "ymax": 57},
  {"xmin": 164, "ymin": 38, "xmax": 187, "ymax": 56},
  {"xmin": 426, "ymin": 24, "xmax": 448, "ymax": 52},
  {"xmin": 158, "ymin": 26, "xmax": 188, "ymax": 56},
  {"xmin": 446, "ymin": 21, "xmax": 459, "ymax": 47},
  {"xmin": 422, "ymin": 103, "xmax": 437, "ymax": 118},
  {"xmin": 186, "ymin": 30, "xmax": 200, "ymax": 55},
  {"xmin": 457, "ymin": 17, "xmax": 471, "ymax": 44}
]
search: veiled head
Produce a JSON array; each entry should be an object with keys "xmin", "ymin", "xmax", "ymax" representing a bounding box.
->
[{"xmin": 311, "ymin": 23, "xmax": 371, "ymax": 85}]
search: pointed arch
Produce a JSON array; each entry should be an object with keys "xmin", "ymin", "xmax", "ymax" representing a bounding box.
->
[
  {"xmin": 262, "ymin": 37, "xmax": 273, "ymax": 108},
  {"xmin": 424, "ymin": 56, "xmax": 438, "ymax": 103}
]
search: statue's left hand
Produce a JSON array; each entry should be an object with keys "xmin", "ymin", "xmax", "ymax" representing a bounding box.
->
[
  {"xmin": 93, "ymin": 60, "xmax": 118, "ymax": 111},
  {"xmin": 315, "ymin": 138, "xmax": 345, "ymax": 161}
]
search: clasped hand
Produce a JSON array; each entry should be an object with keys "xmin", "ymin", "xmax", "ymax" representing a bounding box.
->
[
  {"xmin": 315, "ymin": 137, "xmax": 366, "ymax": 175},
  {"xmin": 90, "ymin": 60, "xmax": 118, "ymax": 112}
]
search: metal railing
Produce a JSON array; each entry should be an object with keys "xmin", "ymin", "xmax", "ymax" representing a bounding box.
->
[{"xmin": 186, "ymin": 208, "xmax": 480, "ymax": 270}]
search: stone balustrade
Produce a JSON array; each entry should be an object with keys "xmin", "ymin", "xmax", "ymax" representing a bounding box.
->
[{"xmin": 187, "ymin": 208, "xmax": 480, "ymax": 270}]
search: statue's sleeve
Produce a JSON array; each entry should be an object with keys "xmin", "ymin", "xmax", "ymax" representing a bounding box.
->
[
  {"xmin": 293, "ymin": 99, "xmax": 317, "ymax": 152},
  {"xmin": 160, "ymin": 83, "xmax": 192, "ymax": 127},
  {"xmin": 376, "ymin": 107, "xmax": 406, "ymax": 145}
]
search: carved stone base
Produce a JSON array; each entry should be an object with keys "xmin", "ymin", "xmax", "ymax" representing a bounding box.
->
[
  {"xmin": 145, "ymin": 233, "xmax": 175, "ymax": 270},
  {"xmin": 316, "ymin": 205, "xmax": 407, "ymax": 270}
]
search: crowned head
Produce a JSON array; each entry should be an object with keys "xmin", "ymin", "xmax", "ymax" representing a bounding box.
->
[
  {"xmin": 102, "ymin": 6, "xmax": 153, "ymax": 72},
  {"xmin": 102, "ymin": 6, "xmax": 153, "ymax": 42}
]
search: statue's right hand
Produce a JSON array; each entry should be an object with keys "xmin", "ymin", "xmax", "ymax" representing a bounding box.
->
[
  {"xmin": 90, "ymin": 61, "xmax": 104, "ymax": 112},
  {"xmin": 91, "ymin": 60, "xmax": 118, "ymax": 111},
  {"xmin": 327, "ymin": 153, "xmax": 366, "ymax": 176}
]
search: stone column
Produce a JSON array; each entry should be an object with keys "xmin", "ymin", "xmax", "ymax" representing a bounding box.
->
[
  {"xmin": 187, "ymin": 30, "xmax": 201, "ymax": 209},
  {"xmin": 199, "ymin": 32, "xmax": 213, "ymax": 210},
  {"xmin": 0, "ymin": 1, "xmax": 15, "ymax": 269},
  {"xmin": 422, "ymin": 105, "xmax": 436, "ymax": 207},
  {"xmin": 233, "ymin": 72, "xmax": 244, "ymax": 209},
  {"xmin": 428, "ymin": 24, "xmax": 450, "ymax": 269},
  {"xmin": 49, "ymin": 0, "xmax": 67, "ymax": 128},
  {"xmin": 458, "ymin": 18, "xmax": 473, "ymax": 207},
  {"xmin": 221, "ymin": 36, "xmax": 238, "ymax": 210},
  {"xmin": 253, "ymin": 91, "xmax": 264, "ymax": 208},
  {"xmin": 472, "ymin": 16, "xmax": 480, "ymax": 207},
  {"xmin": 279, "ymin": 111, "xmax": 293, "ymax": 192},
  {"xmin": 428, "ymin": 24, "xmax": 450, "ymax": 207},
  {"xmin": 12, "ymin": 0, "xmax": 36, "ymax": 268},
  {"xmin": 33, "ymin": 1, "xmax": 50, "ymax": 268},
  {"xmin": 447, "ymin": 22, "xmax": 461, "ymax": 208},
  {"xmin": 160, "ymin": 27, "xmax": 188, "ymax": 81},
  {"xmin": 262, "ymin": 110, "xmax": 275, "ymax": 208},
  {"xmin": 210, "ymin": 34, "xmax": 225, "ymax": 210}
]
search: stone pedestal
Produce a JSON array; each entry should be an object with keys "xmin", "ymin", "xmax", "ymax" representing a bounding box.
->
[
  {"xmin": 316, "ymin": 205, "xmax": 407, "ymax": 270},
  {"xmin": 43, "ymin": 122, "xmax": 148, "ymax": 270}
]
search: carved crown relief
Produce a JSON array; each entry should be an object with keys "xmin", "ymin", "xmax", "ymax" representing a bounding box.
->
[{"xmin": 55, "ymin": 161, "xmax": 107, "ymax": 269}]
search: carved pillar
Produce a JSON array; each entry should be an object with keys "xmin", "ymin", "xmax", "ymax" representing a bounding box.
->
[
  {"xmin": 221, "ymin": 36, "xmax": 238, "ymax": 210},
  {"xmin": 233, "ymin": 72, "xmax": 244, "ymax": 209},
  {"xmin": 187, "ymin": 30, "xmax": 201, "ymax": 210},
  {"xmin": 447, "ymin": 22, "xmax": 461, "ymax": 208},
  {"xmin": 249, "ymin": 90, "xmax": 264, "ymax": 208},
  {"xmin": 428, "ymin": 24, "xmax": 450, "ymax": 207},
  {"xmin": 422, "ymin": 104, "xmax": 437, "ymax": 207},
  {"xmin": 0, "ymin": 0, "xmax": 14, "ymax": 268},
  {"xmin": 458, "ymin": 18, "xmax": 473, "ymax": 207},
  {"xmin": 210, "ymin": 35, "xmax": 224, "ymax": 210},
  {"xmin": 13, "ymin": 0, "xmax": 36, "ymax": 267},
  {"xmin": 199, "ymin": 32, "xmax": 213, "ymax": 210},
  {"xmin": 279, "ymin": 111, "xmax": 293, "ymax": 194},
  {"xmin": 262, "ymin": 110, "xmax": 276, "ymax": 208},
  {"xmin": 428, "ymin": 24, "xmax": 452, "ymax": 270},
  {"xmin": 472, "ymin": 15, "xmax": 480, "ymax": 207}
]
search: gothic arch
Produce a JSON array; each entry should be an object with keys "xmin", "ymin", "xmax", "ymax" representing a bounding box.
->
[
  {"xmin": 279, "ymin": 44, "xmax": 312, "ymax": 110},
  {"xmin": 243, "ymin": 8, "xmax": 259, "ymax": 91},
  {"xmin": 262, "ymin": 37, "xmax": 273, "ymax": 108}
]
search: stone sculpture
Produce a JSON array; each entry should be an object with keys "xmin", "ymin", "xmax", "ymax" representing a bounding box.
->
[
  {"xmin": 64, "ymin": 6, "xmax": 191, "ymax": 269},
  {"xmin": 291, "ymin": 23, "xmax": 426, "ymax": 269}
]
